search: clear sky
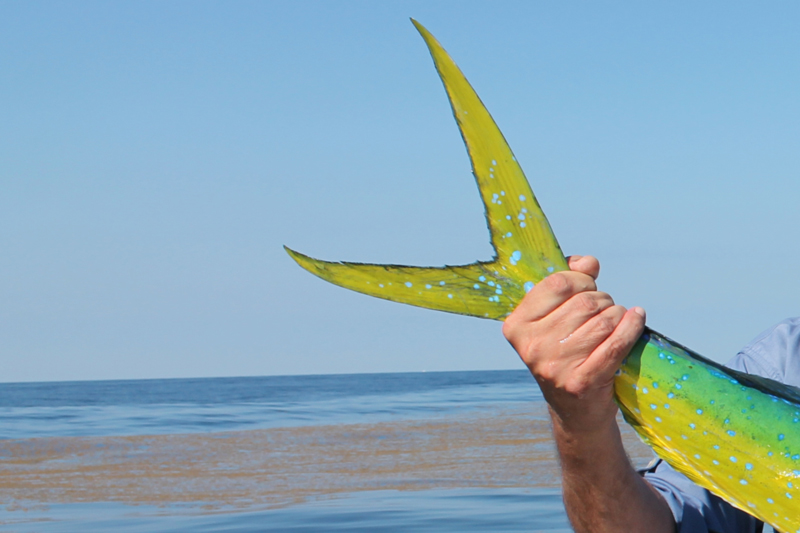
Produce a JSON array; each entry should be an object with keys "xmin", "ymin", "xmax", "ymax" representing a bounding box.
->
[{"xmin": 2, "ymin": 2, "xmax": 800, "ymax": 382}]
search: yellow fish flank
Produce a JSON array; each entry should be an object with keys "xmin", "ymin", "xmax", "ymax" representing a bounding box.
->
[{"xmin": 286, "ymin": 20, "xmax": 800, "ymax": 531}]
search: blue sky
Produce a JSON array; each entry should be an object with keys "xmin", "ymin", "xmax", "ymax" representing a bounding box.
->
[{"xmin": 2, "ymin": 2, "xmax": 800, "ymax": 382}]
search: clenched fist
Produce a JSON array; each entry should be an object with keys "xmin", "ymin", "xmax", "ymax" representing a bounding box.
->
[{"xmin": 502, "ymin": 255, "xmax": 646, "ymax": 435}]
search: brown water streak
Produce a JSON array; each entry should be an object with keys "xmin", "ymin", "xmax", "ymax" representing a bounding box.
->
[{"xmin": 0, "ymin": 406, "xmax": 652, "ymax": 512}]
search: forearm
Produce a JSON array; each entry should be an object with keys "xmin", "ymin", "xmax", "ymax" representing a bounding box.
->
[{"xmin": 552, "ymin": 411, "xmax": 675, "ymax": 533}]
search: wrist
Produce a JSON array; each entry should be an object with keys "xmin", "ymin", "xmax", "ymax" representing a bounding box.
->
[
  {"xmin": 550, "ymin": 407, "xmax": 627, "ymax": 469},
  {"xmin": 547, "ymin": 399, "xmax": 619, "ymax": 438}
]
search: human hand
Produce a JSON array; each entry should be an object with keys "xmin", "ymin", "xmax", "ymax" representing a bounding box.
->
[{"xmin": 502, "ymin": 256, "xmax": 646, "ymax": 435}]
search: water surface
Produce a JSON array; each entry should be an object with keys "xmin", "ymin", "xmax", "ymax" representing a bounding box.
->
[{"xmin": 0, "ymin": 371, "xmax": 653, "ymax": 531}]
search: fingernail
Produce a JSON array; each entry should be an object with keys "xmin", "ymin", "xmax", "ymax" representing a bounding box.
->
[
  {"xmin": 632, "ymin": 307, "xmax": 646, "ymax": 319},
  {"xmin": 568, "ymin": 255, "xmax": 583, "ymax": 263}
]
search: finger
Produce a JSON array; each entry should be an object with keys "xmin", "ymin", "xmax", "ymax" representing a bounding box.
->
[
  {"xmin": 568, "ymin": 255, "xmax": 600, "ymax": 280},
  {"xmin": 551, "ymin": 303, "xmax": 625, "ymax": 368},
  {"xmin": 544, "ymin": 291, "xmax": 616, "ymax": 340},
  {"xmin": 514, "ymin": 271, "xmax": 597, "ymax": 322},
  {"xmin": 577, "ymin": 307, "xmax": 647, "ymax": 384}
]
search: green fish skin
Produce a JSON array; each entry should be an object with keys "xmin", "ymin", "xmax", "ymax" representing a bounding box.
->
[
  {"xmin": 619, "ymin": 330, "xmax": 800, "ymax": 532},
  {"xmin": 285, "ymin": 20, "xmax": 800, "ymax": 531}
]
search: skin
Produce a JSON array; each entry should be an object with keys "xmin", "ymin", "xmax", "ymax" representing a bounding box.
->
[{"xmin": 502, "ymin": 255, "xmax": 676, "ymax": 533}]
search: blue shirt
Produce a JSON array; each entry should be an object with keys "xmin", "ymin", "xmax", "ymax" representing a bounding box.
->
[{"xmin": 642, "ymin": 317, "xmax": 800, "ymax": 533}]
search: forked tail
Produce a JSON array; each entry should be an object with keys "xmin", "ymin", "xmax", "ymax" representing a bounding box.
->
[{"xmin": 285, "ymin": 20, "xmax": 567, "ymax": 320}]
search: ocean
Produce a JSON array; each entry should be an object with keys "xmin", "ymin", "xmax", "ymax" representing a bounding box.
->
[{"xmin": 0, "ymin": 370, "xmax": 654, "ymax": 532}]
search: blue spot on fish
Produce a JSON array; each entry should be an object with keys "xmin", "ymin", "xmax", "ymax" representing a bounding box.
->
[{"xmin": 524, "ymin": 281, "xmax": 534, "ymax": 293}]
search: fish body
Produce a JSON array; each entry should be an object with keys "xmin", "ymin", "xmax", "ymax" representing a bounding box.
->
[
  {"xmin": 620, "ymin": 329, "xmax": 800, "ymax": 532},
  {"xmin": 286, "ymin": 20, "xmax": 800, "ymax": 530}
]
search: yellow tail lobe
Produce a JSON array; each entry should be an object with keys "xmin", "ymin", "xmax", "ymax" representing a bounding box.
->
[{"xmin": 285, "ymin": 20, "xmax": 567, "ymax": 320}]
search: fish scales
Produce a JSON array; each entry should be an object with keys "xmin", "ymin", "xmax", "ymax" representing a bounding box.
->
[
  {"xmin": 617, "ymin": 330, "xmax": 800, "ymax": 531},
  {"xmin": 286, "ymin": 20, "xmax": 800, "ymax": 531}
]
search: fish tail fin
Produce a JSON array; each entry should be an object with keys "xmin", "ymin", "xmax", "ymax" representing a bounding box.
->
[
  {"xmin": 287, "ymin": 247, "xmax": 521, "ymax": 320},
  {"xmin": 285, "ymin": 21, "xmax": 567, "ymax": 320}
]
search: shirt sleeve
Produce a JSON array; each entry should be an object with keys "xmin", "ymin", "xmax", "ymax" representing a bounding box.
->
[
  {"xmin": 639, "ymin": 317, "xmax": 800, "ymax": 533},
  {"xmin": 642, "ymin": 460, "xmax": 762, "ymax": 533}
]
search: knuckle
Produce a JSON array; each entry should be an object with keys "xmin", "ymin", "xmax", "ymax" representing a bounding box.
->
[
  {"xmin": 574, "ymin": 292, "xmax": 600, "ymax": 313},
  {"xmin": 534, "ymin": 359, "xmax": 559, "ymax": 383},
  {"xmin": 604, "ymin": 336, "xmax": 628, "ymax": 358},
  {"xmin": 593, "ymin": 314, "xmax": 617, "ymax": 337},
  {"xmin": 542, "ymin": 272, "xmax": 572, "ymax": 296},
  {"xmin": 608, "ymin": 325, "xmax": 637, "ymax": 352},
  {"xmin": 501, "ymin": 318, "xmax": 517, "ymax": 342},
  {"xmin": 516, "ymin": 335, "xmax": 549, "ymax": 369},
  {"xmin": 563, "ymin": 374, "xmax": 590, "ymax": 397}
]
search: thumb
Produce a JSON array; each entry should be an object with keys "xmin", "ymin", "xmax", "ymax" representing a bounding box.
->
[{"xmin": 567, "ymin": 255, "xmax": 600, "ymax": 280}]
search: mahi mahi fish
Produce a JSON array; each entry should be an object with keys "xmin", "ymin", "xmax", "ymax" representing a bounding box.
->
[{"xmin": 285, "ymin": 20, "xmax": 800, "ymax": 531}]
